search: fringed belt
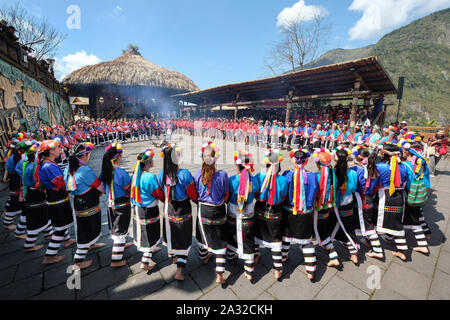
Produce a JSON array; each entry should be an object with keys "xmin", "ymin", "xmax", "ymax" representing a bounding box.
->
[
  {"xmin": 318, "ymin": 212, "xmax": 330, "ymax": 219},
  {"xmin": 339, "ymin": 209, "xmax": 353, "ymax": 217},
  {"xmin": 256, "ymin": 210, "xmax": 281, "ymax": 221},
  {"xmin": 26, "ymin": 201, "xmax": 47, "ymax": 208},
  {"xmin": 141, "ymin": 216, "xmax": 160, "ymax": 225},
  {"xmin": 168, "ymin": 213, "xmax": 192, "ymax": 223},
  {"xmin": 75, "ymin": 205, "xmax": 101, "ymax": 217},
  {"xmin": 384, "ymin": 206, "xmax": 403, "ymax": 213},
  {"xmin": 283, "ymin": 206, "xmax": 313, "ymax": 215},
  {"xmin": 201, "ymin": 216, "xmax": 227, "ymax": 225},
  {"xmin": 47, "ymin": 196, "xmax": 70, "ymax": 206},
  {"xmin": 227, "ymin": 217, "xmax": 254, "ymax": 226},
  {"xmin": 112, "ymin": 202, "xmax": 130, "ymax": 209}
]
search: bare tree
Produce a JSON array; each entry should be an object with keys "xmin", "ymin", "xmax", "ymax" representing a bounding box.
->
[
  {"xmin": 265, "ymin": 12, "xmax": 329, "ymax": 75},
  {"xmin": 0, "ymin": 2, "xmax": 66, "ymax": 60}
]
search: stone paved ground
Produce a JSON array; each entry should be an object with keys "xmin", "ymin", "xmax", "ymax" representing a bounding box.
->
[{"xmin": 0, "ymin": 133, "xmax": 449, "ymax": 300}]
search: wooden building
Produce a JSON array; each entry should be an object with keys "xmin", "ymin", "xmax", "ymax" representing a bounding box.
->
[{"xmin": 173, "ymin": 56, "xmax": 397, "ymax": 128}]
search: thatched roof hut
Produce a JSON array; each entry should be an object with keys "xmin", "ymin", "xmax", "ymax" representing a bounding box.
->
[
  {"xmin": 62, "ymin": 49, "xmax": 199, "ymax": 94},
  {"xmin": 61, "ymin": 47, "xmax": 199, "ymax": 119}
]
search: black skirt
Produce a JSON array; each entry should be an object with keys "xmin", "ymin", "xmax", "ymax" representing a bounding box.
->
[
  {"xmin": 331, "ymin": 201, "xmax": 359, "ymax": 244},
  {"xmin": 108, "ymin": 196, "xmax": 131, "ymax": 237},
  {"xmin": 162, "ymin": 198, "xmax": 193, "ymax": 256},
  {"xmin": 254, "ymin": 201, "xmax": 283, "ymax": 246},
  {"xmin": 5, "ymin": 173, "xmax": 22, "ymax": 213},
  {"xmin": 354, "ymin": 193, "xmax": 378, "ymax": 236},
  {"xmin": 403, "ymin": 203, "xmax": 424, "ymax": 229},
  {"xmin": 132, "ymin": 205, "xmax": 161, "ymax": 253},
  {"xmin": 315, "ymin": 208, "xmax": 334, "ymax": 245},
  {"xmin": 25, "ymin": 188, "xmax": 50, "ymax": 233},
  {"xmin": 195, "ymin": 203, "xmax": 227, "ymax": 253},
  {"xmin": 282, "ymin": 206, "xmax": 314, "ymax": 244},
  {"xmin": 226, "ymin": 214, "xmax": 256, "ymax": 259},
  {"xmin": 47, "ymin": 189, "xmax": 74, "ymax": 230},
  {"xmin": 73, "ymin": 188, "xmax": 102, "ymax": 247},
  {"xmin": 376, "ymin": 188, "xmax": 405, "ymax": 236}
]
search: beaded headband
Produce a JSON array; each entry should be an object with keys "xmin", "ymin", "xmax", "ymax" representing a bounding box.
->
[
  {"xmin": 140, "ymin": 148, "xmax": 155, "ymax": 162},
  {"xmin": 76, "ymin": 142, "xmax": 94, "ymax": 156},
  {"xmin": 333, "ymin": 146, "xmax": 352, "ymax": 156},
  {"xmin": 199, "ymin": 141, "xmax": 220, "ymax": 160},
  {"xmin": 105, "ymin": 142, "xmax": 123, "ymax": 160},
  {"xmin": 289, "ymin": 149, "xmax": 311, "ymax": 159},
  {"xmin": 312, "ymin": 148, "xmax": 332, "ymax": 165},
  {"xmin": 351, "ymin": 145, "xmax": 369, "ymax": 157},
  {"xmin": 233, "ymin": 150, "xmax": 255, "ymax": 172},
  {"xmin": 38, "ymin": 140, "xmax": 61, "ymax": 152},
  {"xmin": 160, "ymin": 143, "xmax": 181, "ymax": 158},
  {"xmin": 263, "ymin": 149, "xmax": 283, "ymax": 165}
]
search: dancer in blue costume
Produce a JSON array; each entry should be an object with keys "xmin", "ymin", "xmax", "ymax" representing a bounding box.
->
[{"xmin": 282, "ymin": 149, "xmax": 318, "ymax": 281}]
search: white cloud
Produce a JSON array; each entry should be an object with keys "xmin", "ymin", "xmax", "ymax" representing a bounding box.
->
[
  {"xmin": 109, "ymin": 5, "xmax": 124, "ymax": 17},
  {"xmin": 55, "ymin": 51, "xmax": 102, "ymax": 80},
  {"xmin": 277, "ymin": 0, "xmax": 328, "ymax": 29},
  {"xmin": 348, "ymin": 0, "xmax": 450, "ymax": 40}
]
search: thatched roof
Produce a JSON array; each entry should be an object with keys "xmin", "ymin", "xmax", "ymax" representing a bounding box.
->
[{"xmin": 62, "ymin": 50, "xmax": 199, "ymax": 93}]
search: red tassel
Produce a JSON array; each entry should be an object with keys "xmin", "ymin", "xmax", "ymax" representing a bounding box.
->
[{"xmin": 394, "ymin": 162, "xmax": 401, "ymax": 188}]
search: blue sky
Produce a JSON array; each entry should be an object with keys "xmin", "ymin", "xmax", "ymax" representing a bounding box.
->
[{"xmin": 8, "ymin": 0, "xmax": 450, "ymax": 89}]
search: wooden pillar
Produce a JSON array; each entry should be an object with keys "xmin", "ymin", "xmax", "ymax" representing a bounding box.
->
[
  {"xmin": 350, "ymin": 80, "xmax": 361, "ymax": 132},
  {"xmin": 285, "ymin": 88, "xmax": 294, "ymax": 124},
  {"xmin": 285, "ymin": 102, "xmax": 292, "ymax": 124},
  {"xmin": 234, "ymin": 93, "xmax": 240, "ymax": 121}
]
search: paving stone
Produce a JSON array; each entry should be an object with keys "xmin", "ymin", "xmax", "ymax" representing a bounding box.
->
[
  {"xmin": 392, "ymin": 249, "xmax": 437, "ymax": 278},
  {"xmin": 189, "ymin": 264, "xmax": 220, "ymax": 294},
  {"xmin": 0, "ymin": 243, "xmax": 47, "ymax": 269},
  {"xmin": 267, "ymin": 266, "xmax": 324, "ymax": 300},
  {"xmin": 314, "ymin": 276, "xmax": 369, "ymax": 300},
  {"xmin": 127, "ymin": 252, "xmax": 155, "ymax": 275},
  {"xmin": 143, "ymin": 274, "xmax": 203, "ymax": 300},
  {"xmin": 108, "ymin": 269, "xmax": 166, "ymax": 300},
  {"xmin": 29, "ymin": 283, "xmax": 76, "ymax": 300},
  {"xmin": 256, "ymin": 291, "xmax": 277, "ymax": 300},
  {"xmin": 158, "ymin": 258, "xmax": 179, "ymax": 283},
  {"xmin": 15, "ymin": 248, "xmax": 73, "ymax": 281},
  {"xmin": 199, "ymin": 285, "xmax": 239, "ymax": 300},
  {"xmin": 304, "ymin": 252, "xmax": 338, "ymax": 284},
  {"xmin": 79, "ymin": 254, "xmax": 102, "ymax": 276},
  {"xmin": 336, "ymin": 260, "xmax": 385, "ymax": 295},
  {"xmin": 78, "ymin": 264, "xmax": 131, "ymax": 299},
  {"xmin": 226, "ymin": 264, "xmax": 274, "ymax": 300},
  {"xmin": 381, "ymin": 262, "xmax": 431, "ymax": 300},
  {"xmin": 436, "ymin": 250, "xmax": 450, "ymax": 275},
  {"xmin": 83, "ymin": 289, "xmax": 108, "ymax": 300},
  {"xmin": 0, "ymin": 274, "xmax": 42, "ymax": 300},
  {"xmin": 371, "ymin": 287, "xmax": 408, "ymax": 300},
  {"xmin": 358, "ymin": 251, "xmax": 391, "ymax": 271},
  {"xmin": 0, "ymin": 236, "xmax": 28, "ymax": 256},
  {"xmin": 429, "ymin": 270, "xmax": 450, "ymax": 299},
  {"xmin": 0, "ymin": 265, "xmax": 16, "ymax": 287},
  {"xmin": 43, "ymin": 262, "xmax": 73, "ymax": 290}
]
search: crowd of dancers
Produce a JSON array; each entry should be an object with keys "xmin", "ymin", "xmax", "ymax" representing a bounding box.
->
[{"xmin": 2, "ymin": 116, "xmax": 435, "ymax": 285}]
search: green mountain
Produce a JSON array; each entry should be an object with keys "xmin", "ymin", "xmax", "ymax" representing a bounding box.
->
[{"xmin": 308, "ymin": 8, "xmax": 450, "ymax": 126}]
